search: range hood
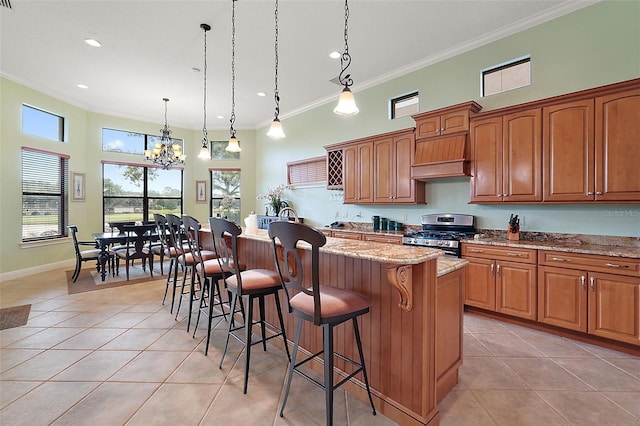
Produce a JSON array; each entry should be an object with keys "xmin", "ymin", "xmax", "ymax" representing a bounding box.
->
[{"xmin": 411, "ymin": 134, "xmax": 470, "ymax": 180}]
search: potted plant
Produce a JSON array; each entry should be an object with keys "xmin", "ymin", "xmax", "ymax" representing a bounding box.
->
[{"xmin": 257, "ymin": 184, "xmax": 291, "ymax": 216}]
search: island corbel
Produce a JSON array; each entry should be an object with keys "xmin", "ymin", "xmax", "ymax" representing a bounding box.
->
[{"xmin": 383, "ymin": 263, "xmax": 413, "ymax": 311}]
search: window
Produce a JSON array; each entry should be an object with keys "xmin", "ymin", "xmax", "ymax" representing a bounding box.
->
[
  {"xmin": 287, "ymin": 157, "xmax": 326, "ymax": 185},
  {"xmin": 22, "ymin": 148, "xmax": 69, "ymax": 241},
  {"xmin": 211, "ymin": 169, "xmax": 241, "ymax": 223},
  {"xmin": 390, "ymin": 92, "xmax": 419, "ymax": 119},
  {"xmin": 103, "ymin": 162, "xmax": 183, "ymax": 230},
  {"xmin": 482, "ymin": 56, "xmax": 531, "ymax": 97},
  {"xmin": 22, "ymin": 105, "xmax": 65, "ymax": 141},
  {"xmin": 102, "ymin": 128, "xmax": 183, "ymax": 155}
]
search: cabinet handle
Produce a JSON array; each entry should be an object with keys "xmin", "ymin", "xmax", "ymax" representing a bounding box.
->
[
  {"xmin": 581, "ymin": 275, "xmax": 586, "ymax": 290},
  {"xmin": 586, "ymin": 192, "xmax": 594, "ymax": 195},
  {"xmin": 490, "ymin": 264, "xmax": 494, "ymax": 275},
  {"xmin": 496, "ymin": 193, "xmax": 503, "ymax": 197},
  {"xmin": 551, "ymin": 257, "xmax": 571, "ymax": 262},
  {"xmin": 605, "ymin": 263, "xmax": 629, "ymax": 269},
  {"xmin": 469, "ymin": 249, "xmax": 485, "ymax": 253},
  {"xmin": 590, "ymin": 276, "xmax": 595, "ymax": 292},
  {"xmin": 596, "ymin": 191, "xmax": 603, "ymax": 195},
  {"xmin": 507, "ymin": 252, "xmax": 524, "ymax": 257},
  {"xmin": 496, "ymin": 264, "xmax": 501, "ymax": 275}
]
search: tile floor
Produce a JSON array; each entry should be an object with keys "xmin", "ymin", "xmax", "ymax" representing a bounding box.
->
[{"xmin": 1, "ymin": 264, "xmax": 639, "ymax": 425}]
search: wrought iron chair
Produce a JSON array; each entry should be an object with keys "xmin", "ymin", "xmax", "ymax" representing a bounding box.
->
[{"xmin": 68, "ymin": 225, "xmax": 110, "ymax": 282}]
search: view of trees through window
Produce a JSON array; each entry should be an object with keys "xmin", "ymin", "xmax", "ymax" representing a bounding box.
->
[
  {"xmin": 103, "ymin": 163, "xmax": 182, "ymax": 231},
  {"xmin": 211, "ymin": 169, "xmax": 241, "ymax": 224}
]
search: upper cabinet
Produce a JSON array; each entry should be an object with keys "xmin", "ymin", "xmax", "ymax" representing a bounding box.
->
[
  {"xmin": 343, "ymin": 140, "xmax": 374, "ymax": 204},
  {"xmin": 374, "ymin": 130, "xmax": 425, "ymax": 204},
  {"xmin": 470, "ymin": 108, "xmax": 542, "ymax": 203},
  {"xmin": 413, "ymin": 101, "xmax": 482, "ymax": 139}
]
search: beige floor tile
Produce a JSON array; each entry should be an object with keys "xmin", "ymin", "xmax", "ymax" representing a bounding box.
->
[
  {"xmin": 474, "ymin": 332, "xmax": 545, "ymax": 357},
  {"xmin": 456, "ymin": 357, "xmax": 528, "ymax": 390},
  {"xmin": 0, "ymin": 381, "xmax": 99, "ymax": 426},
  {"xmin": 133, "ymin": 311, "xmax": 184, "ymax": 329},
  {"xmin": 604, "ymin": 357, "xmax": 640, "ymax": 379},
  {"xmin": 146, "ymin": 328, "xmax": 204, "ymax": 351},
  {"xmin": 127, "ymin": 383, "xmax": 219, "ymax": 426},
  {"xmin": 0, "ymin": 348, "xmax": 43, "ymax": 372},
  {"xmin": 54, "ymin": 311, "xmax": 119, "ymax": 328},
  {"xmin": 0, "ymin": 326, "xmax": 45, "ymax": 346},
  {"xmin": 52, "ymin": 382, "xmax": 159, "ymax": 425},
  {"xmin": 500, "ymin": 357, "xmax": 592, "ymax": 390},
  {"xmin": 574, "ymin": 341, "xmax": 639, "ymax": 359},
  {"xmin": 536, "ymin": 390, "xmax": 639, "ymax": 425},
  {"xmin": 506, "ymin": 327, "xmax": 596, "ymax": 358},
  {"xmin": 93, "ymin": 311, "xmax": 152, "ymax": 328},
  {"xmin": 474, "ymin": 389, "xmax": 570, "ymax": 425},
  {"xmin": 6, "ymin": 327, "xmax": 83, "ymax": 349},
  {"xmin": 463, "ymin": 314, "xmax": 509, "ymax": 334},
  {"xmin": 100, "ymin": 328, "xmax": 167, "ymax": 350},
  {"xmin": 53, "ymin": 327, "xmax": 125, "ymax": 350},
  {"xmin": 344, "ymin": 391, "xmax": 394, "ymax": 426},
  {"xmin": 0, "ymin": 381, "xmax": 41, "ymax": 409},
  {"xmin": 23, "ymin": 310, "xmax": 81, "ymax": 327},
  {"xmin": 205, "ymin": 384, "xmax": 281, "ymax": 425},
  {"xmin": 0, "ymin": 349, "xmax": 91, "ymax": 381},
  {"xmin": 463, "ymin": 333, "xmax": 493, "ymax": 356},
  {"xmin": 225, "ymin": 345, "xmax": 289, "ymax": 391},
  {"xmin": 52, "ymin": 350, "xmax": 139, "ymax": 381},
  {"xmin": 166, "ymin": 350, "xmax": 230, "ymax": 384},
  {"xmin": 108, "ymin": 350, "xmax": 189, "ymax": 382},
  {"xmin": 601, "ymin": 391, "xmax": 640, "ymax": 419},
  {"xmin": 438, "ymin": 389, "xmax": 497, "ymax": 426},
  {"xmin": 554, "ymin": 358, "xmax": 640, "ymax": 391}
]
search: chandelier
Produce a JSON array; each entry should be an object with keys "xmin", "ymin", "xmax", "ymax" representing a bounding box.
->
[
  {"xmin": 198, "ymin": 23, "xmax": 212, "ymax": 160},
  {"xmin": 334, "ymin": 0, "xmax": 359, "ymax": 116},
  {"xmin": 226, "ymin": 0, "xmax": 241, "ymax": 152},
  {"xmin": 144, "ymin": 98, "xmax": 185, "ymax": 169},
  {"xmin": 266, "ymin": 0, "xmax": 285, "ymax": 139}
]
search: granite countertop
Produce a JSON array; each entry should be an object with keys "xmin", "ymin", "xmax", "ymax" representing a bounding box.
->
[
  {"xmin": 437, "ymin": 257, "xmax": 469, "ymax": 277},
  {"xmin": 463, "ymin": 237, "xmax": 640, "ymax": 259},
  {"xmin": 237, "ymin": 228, "xmax": 443, "ymax": 265}
]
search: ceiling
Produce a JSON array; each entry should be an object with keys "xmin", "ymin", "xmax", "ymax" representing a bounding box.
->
[{"xmin": 0, "ymin": 0, "xmax": 597, "ymax": 131}]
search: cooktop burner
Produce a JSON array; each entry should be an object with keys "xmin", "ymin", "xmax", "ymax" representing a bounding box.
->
[{"xmin": 402, "ymin": 213, "xmax": 476, "ymax": 257}]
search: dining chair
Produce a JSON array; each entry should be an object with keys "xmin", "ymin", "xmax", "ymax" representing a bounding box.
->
[
  {"xmin": 268, "ymin": 221, "xmax": 376, "ymax": 426},
  {"xmin": 113, "ymin": 223, "xmax": 156, "ymax": 281},
  {"xmin": 182, "ymin": 215, "xmax": 236, "ymax": 351},
  {"xmin": 211, "ymin": 217, "xmax": 291, "ymax": 394},
  {"xmin": 68, "ymin": 225, "xmax": 110, "ymax": 282},
  {"xmin": 149, "ymin": 214, "xmax": 168, "ymax": 275}
]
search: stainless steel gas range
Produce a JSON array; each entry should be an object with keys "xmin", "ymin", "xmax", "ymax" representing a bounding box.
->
[{"xmin": 402, "ymin": 213, "xmax": 476, "ymax": 258}]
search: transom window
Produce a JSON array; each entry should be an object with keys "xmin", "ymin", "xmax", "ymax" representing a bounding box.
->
[
  {"xmin": 21, "ymin": 148, "xmax": 69, "ymax": 241},
  {"xmin": 390, "ymin": 92, "xmax": 419, "ymax": 119},
  {"xmin": 22, "ymin": 105, "xmax": 65, "ymax": 142},
  {"xmin": 102, "ymin": 162, "xmax": 183, "ymax": 231},
  {"xmin": 102, "ymin": 128, "xmax": 183, "ymax": 155},
  {"xmin": 482, "ymin": 56, "xmax": 531, "ymax": 97},
  {"xmin": 210, "ymin": 169, "xmax": 241, "ymax": 224}
]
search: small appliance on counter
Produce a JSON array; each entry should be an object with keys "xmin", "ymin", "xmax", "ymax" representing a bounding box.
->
[{"xmin": 402, "ymin": 213, "xmax": 476, "ymax": 257}]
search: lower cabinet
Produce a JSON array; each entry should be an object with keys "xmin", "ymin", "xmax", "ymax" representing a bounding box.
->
[
  {"xmin": 462, "ymin": 244, "xmax": 537, "ymax": 320},
  {"xmin": 539, "ymin": 251, "xmax": 640, "ymax": 345}
]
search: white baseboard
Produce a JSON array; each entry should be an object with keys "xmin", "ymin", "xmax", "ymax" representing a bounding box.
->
[{"xmin": 0, "ymin": 259, "xmax": 75, "ymax": 282}]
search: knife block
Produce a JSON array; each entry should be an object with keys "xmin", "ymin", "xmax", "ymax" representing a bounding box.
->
[{"xmin": 507, "ymin": 228, "xmax": 520, "ymax": 241}]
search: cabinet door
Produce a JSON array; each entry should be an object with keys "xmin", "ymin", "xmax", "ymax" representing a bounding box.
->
[
  {"xmin": 543, "ymin": 99, "xmax": 595, "ymax": 201},
  {"xmin": 441, "ymin": 109, "xmax": 471, "ymax": 135},
  {"xmin": 502, "ymin": 108, "xmax": 542, "ymax": 202},
  {"xmin": 588, "ymin": 272, "xmax": 640, "ymax": 344},
  {"xmin": 464, "ymin": 257, "xmax": 495, "ymax": 310},
  {"xmin": 343, "ymin": 144, "xmax": 359, "ymax": 204},
  {"xmin": 374, "ymin": 137, "xmax": 394, "ymax": 203},
  {"xmin": 393, "ymin": 132, "xmax": 421, "ymax": 203},
  {"xmin": 595, "ymin": 88, "xmax": 640, "ymax": 201},
  {"xmin": 415, "ymin": 115, "xmax": 441, "ymax": 139},
  {"xmin": 470, "ymin": 117, "xmax": 503, "ymax": 202},
  {"xmin": 495, "ymin": 260, "xmax": 537, "ymax": 320},
  {"xmin": 538, "ymin": 266, "xmax": 587, "ymax": 332},
  {"xmin": 358, "ymin": 142, "xmax": 374, "ymax": 203}
]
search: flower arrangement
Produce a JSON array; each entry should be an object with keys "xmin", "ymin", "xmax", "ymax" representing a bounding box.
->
[{"xmin": 257, "ymin": 184, "xmax": 291, "ymax": 216}]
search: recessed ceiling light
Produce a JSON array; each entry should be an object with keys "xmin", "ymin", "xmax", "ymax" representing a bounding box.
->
[
  {"xmin": 257, "ymin": 92, "xmax": 266, "ymax": 97},
  {"xmin": 77, "ymin": 84, "xmax": 88, "ymax": 89},
  {"xmin": 329, "ymin": 51, "xmax": 341, "ymax": 59},
  {"xmin": 84, "ymin": 38, "xmax": 102, "ymax": 47}
]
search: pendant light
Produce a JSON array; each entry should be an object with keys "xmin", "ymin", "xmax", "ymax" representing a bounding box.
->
[
  {"xmin": 144, "ymin": 98, "xmax": 186, "ymax": 170},
  {"xmin": 266, "ymin": 0, "xmax": 285, "ymax": 139},
  {"xmin": 198, "ymin": 23, "xmax": 212, "ymax": 160},
  {"xmin": 334, "ymin": 0, "xmax": 359, "ymax": 116},
  {"xmin": 226, "ymin": 0, "xmax": 241, "ymax": 153}
]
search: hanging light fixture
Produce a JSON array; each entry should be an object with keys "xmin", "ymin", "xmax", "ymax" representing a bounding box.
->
[
  {"xmin": 144, "ymin": 98, "xmax": 185, "ymax": 170},
  {"xmin": 198, "ymin": 23, "xmax": 212, "ymax": 160},
  {"xmin": 266, "ymin": 0, "xmax": 285, "ymax": 139},
  {"xmin": 226, "ymin": 0, "xmax": 241, "ymax": 152},
  {"xmin": 334, "ymin": 0, "xmax": 359, "ymax": 116}
]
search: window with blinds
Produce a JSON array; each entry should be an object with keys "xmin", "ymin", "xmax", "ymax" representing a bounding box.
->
[
  {"xmin": 287, "ymin": 156, "xmax": 327, "ymax": 186},
  {"xmin": 22, "ymin": 148, "xmax": 69, "ymax": 241}
]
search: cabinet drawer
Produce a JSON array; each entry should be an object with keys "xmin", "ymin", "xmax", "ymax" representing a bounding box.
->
[
  {"xmin": 462, "ymin": 244, "xmax": 537, "ymax": 264},
  {"xmin": 363, "ymin": 234, "xmax": 402, "ymax": 245},
  {"xmin": 331, "ymin": 230, "xmax": 362, "ymax": 240},
  {"xmin": 539, "ymin": 250, "xmax": 640, "ymax": 277}
]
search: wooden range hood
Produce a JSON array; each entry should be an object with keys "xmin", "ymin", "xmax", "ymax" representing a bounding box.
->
[{"xmin": 410, "ymin": 101, "xmax": 481, "ymax": 181}]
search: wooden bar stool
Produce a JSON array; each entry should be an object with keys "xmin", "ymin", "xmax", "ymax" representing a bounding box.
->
[
  {"xmin": 211, "ymin": 217, "xmax": 290, "ymax": 394},
  {"xmin": 268, "ymin": 221, "xmax": 376, "ymax": 426}
]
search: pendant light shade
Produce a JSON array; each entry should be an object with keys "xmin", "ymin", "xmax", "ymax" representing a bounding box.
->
[
  {"xmin": 267, "ymin": 117, "xmax": 285, "ymax": 139},
  {"xmin": 198, "ymin": 23, "xmax": 212, "ymax": 160},
  {"xmin": 334, "ymin": 0, "xmax": 359, "ymax": 116},
  {"xmin": 267, "ymin": 0, "xmax": 285, "ymax": 139},
  {"xmin": 226, "ymin": 0, "xmax": 242, "ymax": 153},
  {"xmin": 144, "ymin": 98, "xmax": 186, "ymax": 170}
]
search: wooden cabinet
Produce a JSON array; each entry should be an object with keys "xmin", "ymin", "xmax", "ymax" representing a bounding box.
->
[
  {"xmin": 374, "ymin": 130, "xmax": 425, "ymax": 204},
  {"xmin": 595, "ymin": 87, "xmax": 640, "ymax": 201},
  {"xmin": 543, "ymin": 99, "xmax": 595, "ymax": 201},
  {"xmin": 470, "ymin": 108, "xmax": 542, "ymax": 203},
  {"xmin": 462, "ymin": 244, "xmax": 538, "ymax": 320},
  {"xmin": 343, "ymin": 141, "xmax": 373, "ymax": 204},
  {"xmin": 330, "ymin": 230, "xmax": 362, "ymax": 240},
  {"xmin": 362, "ymin": 234, "xmax": 402, "ymax": 244},
  {"xmin": 538, "ymin": 251, "xmax": 640, "ymax": 345},
  {"xmin": 412, "ymin": 101, "xmax": 482, "ymax": 139}
]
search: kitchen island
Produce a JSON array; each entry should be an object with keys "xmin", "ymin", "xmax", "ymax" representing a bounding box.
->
[{"xmin": 201, "ymin": 227, "xmax": 467, "ymax": 425}]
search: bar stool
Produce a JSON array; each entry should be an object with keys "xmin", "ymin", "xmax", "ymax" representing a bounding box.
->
[
  {"xmin": 210, "ymin": 217, "xmax": 290, "ymax": 394},
  {"xmin": 268, "ymin": 221, "xmax": 376, "ymax": 426}
]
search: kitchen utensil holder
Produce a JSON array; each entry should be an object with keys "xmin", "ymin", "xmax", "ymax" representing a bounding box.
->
[{"xmin": 507, "ymin": 229, "xmax": 520, "ymax": 241}]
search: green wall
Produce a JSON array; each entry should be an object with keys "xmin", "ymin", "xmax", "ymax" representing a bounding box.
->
[{"xmin": 1, "ymin": 0, "xmax": 638, "ymax": 276}]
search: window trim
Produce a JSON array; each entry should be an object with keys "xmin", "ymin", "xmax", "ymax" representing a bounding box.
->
[
  {"xmin": 481, "ymin": 55, "xmax": 531, "ymax": 97},
  {"xmin": 22, "ymin": 104, "xmax": 66, "ymax": 142},
  {"xmin": 389, "ymin": 91, "xmax": 419, "ymax": 120}
]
